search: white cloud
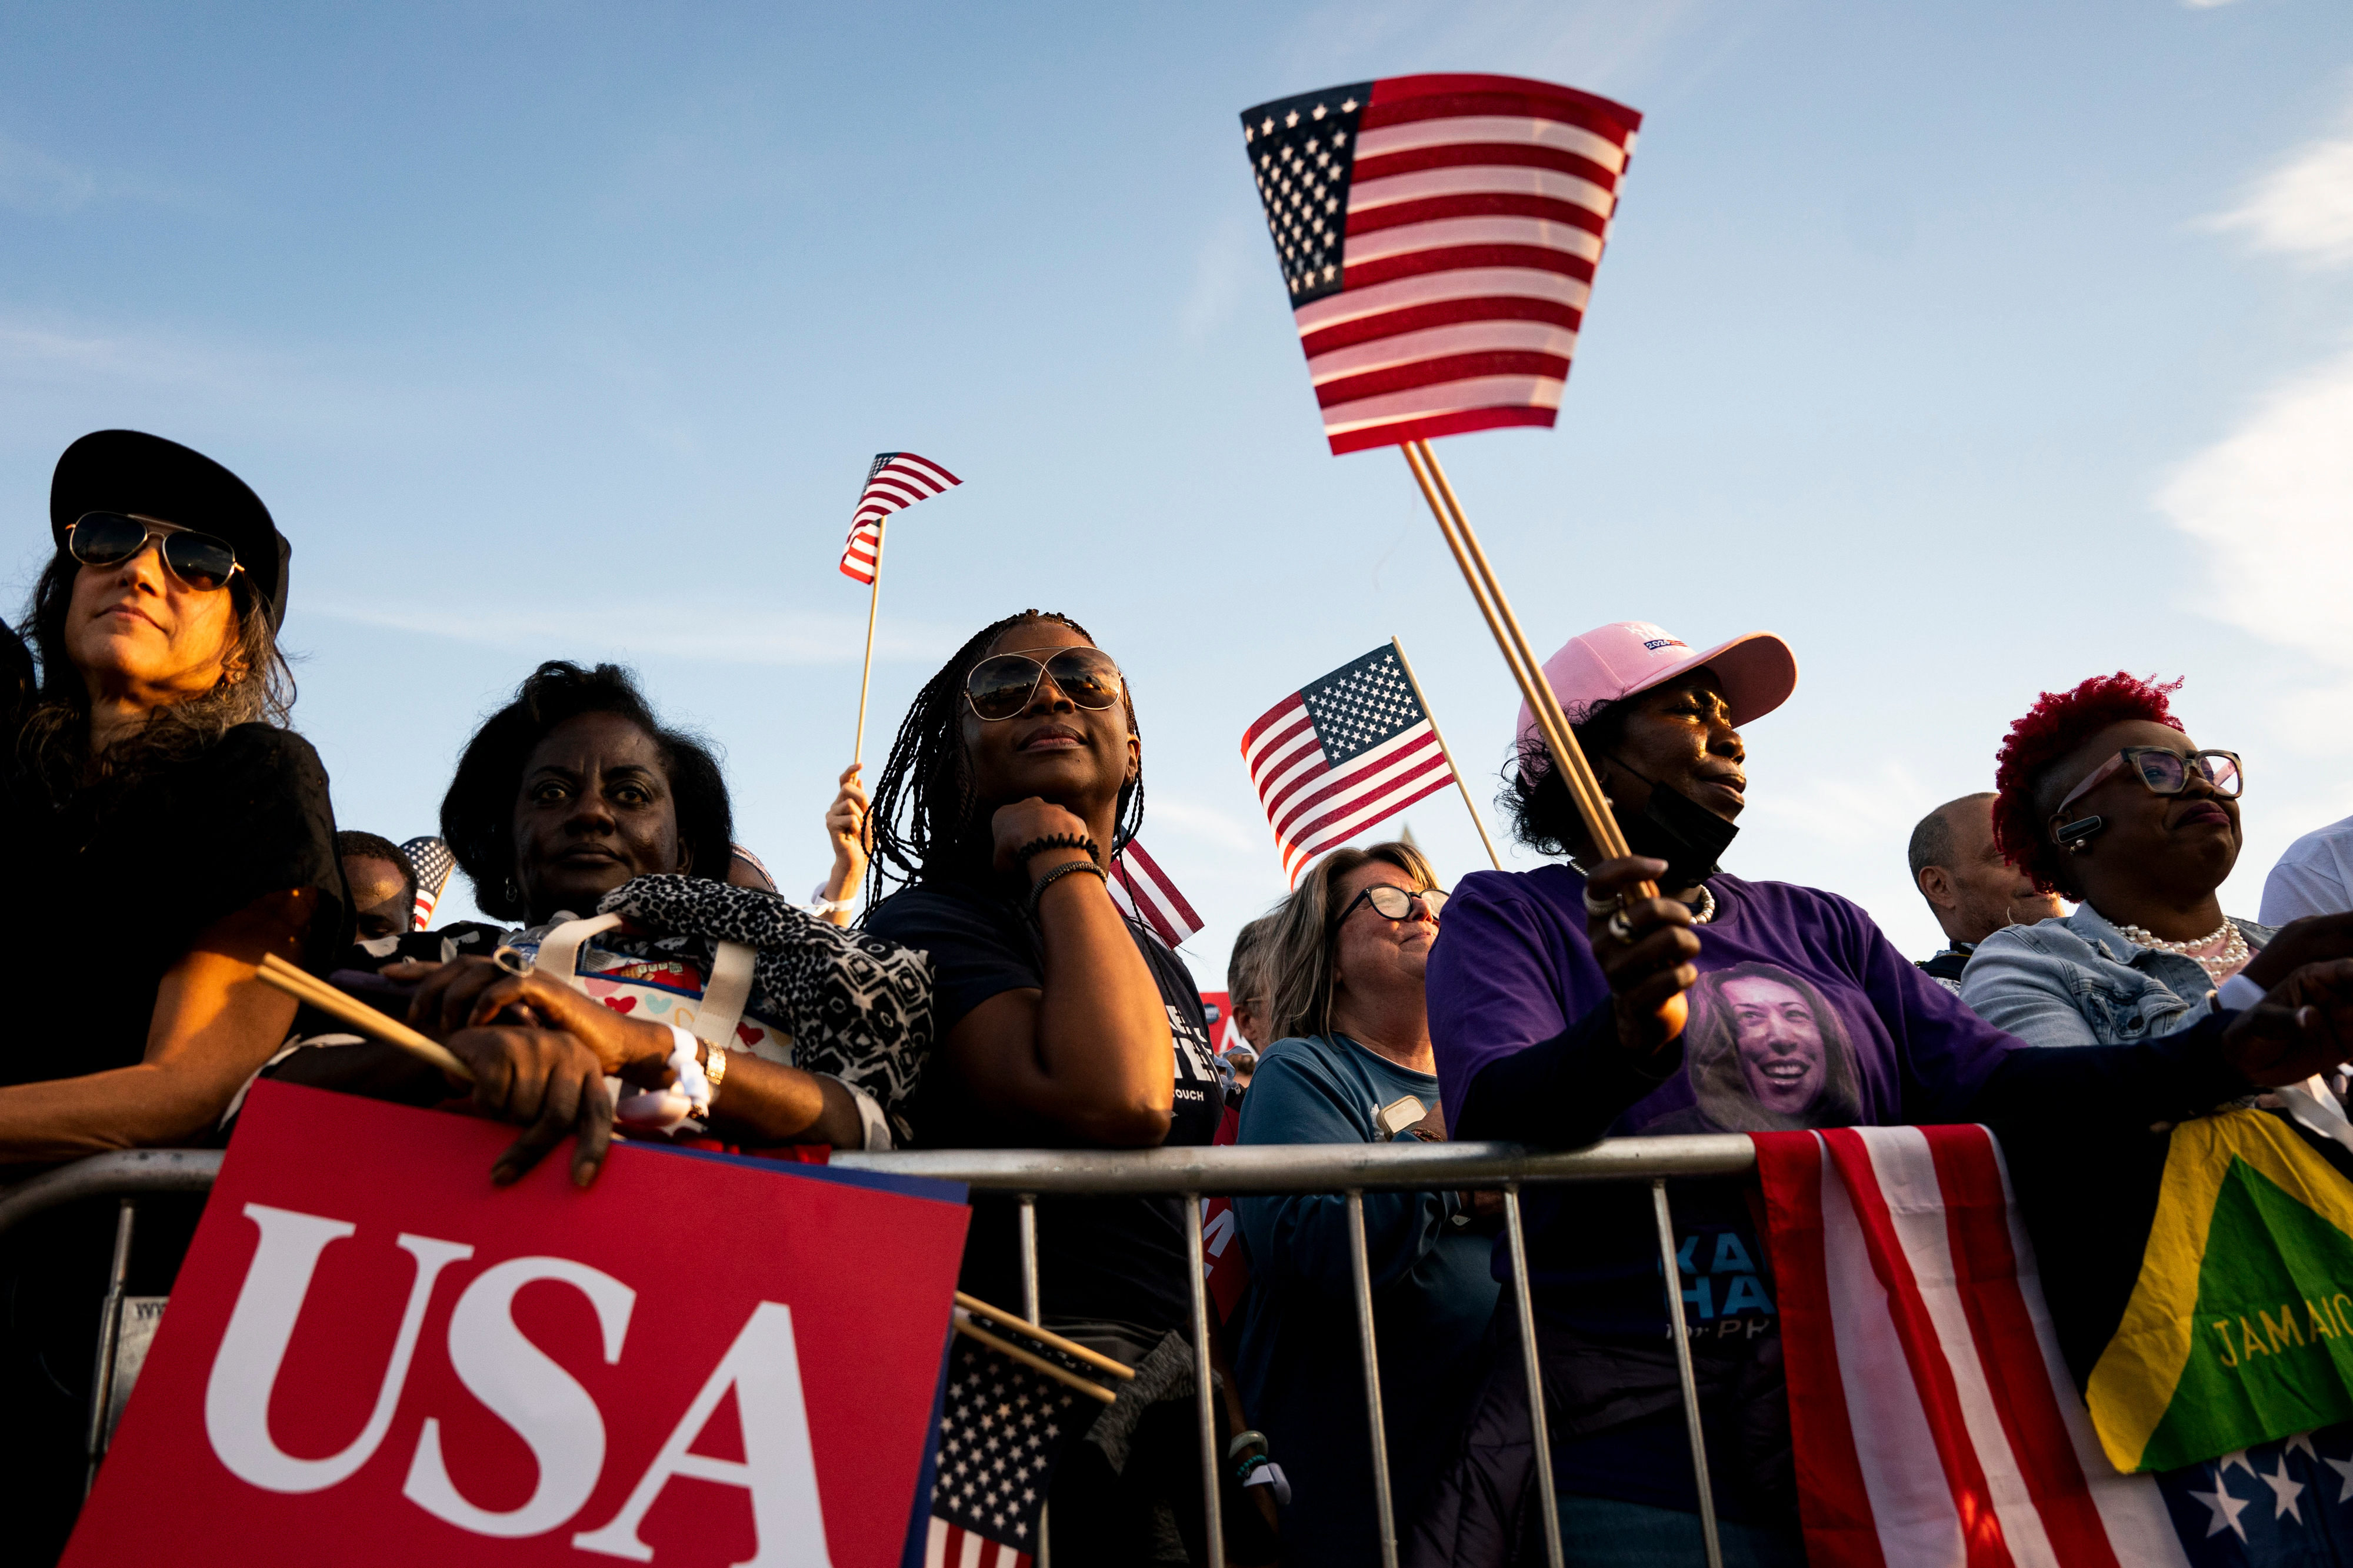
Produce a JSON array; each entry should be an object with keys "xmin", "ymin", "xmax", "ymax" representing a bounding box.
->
[
  {"xmin": 2159, "ymin": 344, "xmax": 2353, "ymax": 666},
  {"xmin": 0, "ymin": 134, "xmax": 97, "ymax": 213},
  {"xmin": 311, "ymin": 600, "xmax": 959, "ymax": 666},
  {"xmin": 2205, "ymin": 130, "xmax": 2353, "ymax": 265}
]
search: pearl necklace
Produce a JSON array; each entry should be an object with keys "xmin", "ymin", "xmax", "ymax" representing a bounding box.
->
[
  {"xmin": 2112, "ymin": 915, "xmax": 2248, "ymax": 977},
  {"xmin": 1687, "ymin": 885, "xmax": 1715, "ymax": 926}
]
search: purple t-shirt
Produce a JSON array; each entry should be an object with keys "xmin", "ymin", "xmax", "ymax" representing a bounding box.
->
[
  {"xmin": 1428, "ymin": 865, "xmax": 2024, "ymax": 1517},
  {"xmin": 1432, "ymin": 865, "xmax": 2018, "ymax": 1145}
]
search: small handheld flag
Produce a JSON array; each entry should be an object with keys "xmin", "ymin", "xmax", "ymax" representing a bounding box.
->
[
  {"xmin": 840, "ymin": 449, "xmax": 962, "ymax": 770},
  {"xmin": 1243, "ymin": 644, "xmax": 1452, "ymax": 885},
  {"xmin": 398, "ymin": 836, "xmax": 454, "ymax": 930},
  {"xmin": 1108, "ymin": 839, "xmax": 1204, "ymax": 948},
  {"xmin": 920, "ymin": 1320, "xmax": 1094, "ymax": 1567},
  {"xmin": 1238, "ymin": 75, "xmax": 1641, "ymax": 455},
  {"xmin": 839, "ymin": 451, "xmax": 961, "ymax": 585}
]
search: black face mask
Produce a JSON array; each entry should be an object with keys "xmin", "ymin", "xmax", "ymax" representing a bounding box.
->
[{"xmin": 1606, "ymin": 760, "xmax": 1739, "ymax": 889}]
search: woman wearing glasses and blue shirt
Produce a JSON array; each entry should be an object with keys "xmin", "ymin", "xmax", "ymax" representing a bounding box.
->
[
  {"xmin": 1231, "ymin": 840, "xmax": 1501, "ymax": 1568},
  {"xmin": 1964, "ymin": 671, "xmax": 2351, "ymax": 1046}
]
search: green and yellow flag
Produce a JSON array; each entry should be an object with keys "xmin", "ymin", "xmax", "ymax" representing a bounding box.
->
[{"xmin": 2089, "ymin": 1107, "xmax": 2353, "ymax": 1472}]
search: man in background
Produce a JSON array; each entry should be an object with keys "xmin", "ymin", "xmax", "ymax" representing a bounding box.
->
[
  {"xmin": 1907, "ymin": 792, "xmax": 2065, "ymax": 992},
  {"xmin": 2262, "ymin": 811, "xmax": 2353, "ymax": 925},
  {"xmin": 337, "ymin": 831, "xmax": 418, "ymax": 943}
]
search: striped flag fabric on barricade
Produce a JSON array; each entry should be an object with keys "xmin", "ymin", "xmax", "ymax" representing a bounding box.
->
[
  {"xmin": 1754, "ymin": 1123, "xmax": 2190, "ymax": 1567},
  {"xmin": 398, "ymin": 835, "xmax": 455, "ymax": 930},
  {"xmin": 840, "ymin": 452, "xmax": 961, "ymax": 584},
  {"xmin": 1108, "ymin": 838, "xmax": 1203, "ymax": 948},
  {"xmin": 1237, "ymin": 74, "xmax": 1642, "ymax": 454},
  {"xmin": 1243, "ymin": 643, "xmax": 1452, "ymax": 886},
  {"xmin": 917, "ymin": 1324, "xmax": 1094, "ymax": 1568}
]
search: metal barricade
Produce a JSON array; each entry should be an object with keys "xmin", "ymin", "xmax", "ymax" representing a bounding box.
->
[{"xmin": 0, "ymin": 1136, "xmax": 1755, "ymax": 1568}]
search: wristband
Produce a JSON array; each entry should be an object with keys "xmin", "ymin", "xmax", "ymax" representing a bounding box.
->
[
  {"xmin": 1026, "ymin": 859, "xmax": 1107, "ymax": 920},
  {"xmin": 1013, "ymin": 832, "xmax": 1099, "ymax": 868},
  {"xmin": 612, "ymin": 1024, "xmax": 711, "ymax": 1132},
  {"xmin": 1226, "ymin": 1429, "xmax": 1267, "ymax": 1463},
  {"xmin": 666, "ymin": 1023, "xmax": 712, "ymax": 1117}
]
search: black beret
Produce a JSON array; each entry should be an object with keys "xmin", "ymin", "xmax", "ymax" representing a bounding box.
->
[{"xmin": 49, "ymin": 431, "xmax": 290, "ymax": 629}]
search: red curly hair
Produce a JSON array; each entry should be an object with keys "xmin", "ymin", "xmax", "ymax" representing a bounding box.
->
[{"xmin": 1991, "ymin": 673, "xmax": 2184, "ymax": 898}]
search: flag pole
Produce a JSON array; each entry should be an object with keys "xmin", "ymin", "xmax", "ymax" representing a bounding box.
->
[
  {"xmin": 852, "ymin": 518, "xmax": 886, "ymax": 769},
  {"xmin": 1399, "ymin": 439, "xmax": 1682, "ymax": 1036},
  {"xmin": 1389, "ymin": 636, "xmax": 1501, "ymax": 871}
]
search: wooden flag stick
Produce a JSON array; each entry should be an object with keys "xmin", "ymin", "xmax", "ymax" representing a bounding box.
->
[
  {"xmin": 1399, "ymin": 439, "xmax": 1685, "ymax": 1036},
  {"xmin": 1389, "ymin": 636, "xmax": 1501, "ymax": 871},
  {"xmin": 951, "ymin": 1310, "xmax": 1119, "ymax": 1404},
  {"xmin": 255, "ymin": 954, "xmax": 473, "ymax": 1081},
  {"xmin": 1401, "ymin": 441, "xmax": 1630, "ymax": 862},
  {"xmin": 955, "ymin": 1292, "xmax": 1136, "ymax": 1380},
  {"xmin": 852, "ymin": 518, "xmax": 887, "ymax": 769}
]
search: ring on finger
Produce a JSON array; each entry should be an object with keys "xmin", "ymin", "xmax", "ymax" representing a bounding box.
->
[
  {"xmin": 1582, "ymin": 889, "xmax": 1615, "ymax": 917},
  {"xmin": 1607, "ymin": 910, "xmax": 1635, "ymax": 944}
]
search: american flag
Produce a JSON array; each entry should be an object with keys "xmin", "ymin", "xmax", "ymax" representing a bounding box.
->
[
  {"xmin": 839, "ymin": 452, "xmax": 961, "ymax": 584},
  {"xmin": 919, "ymin": 1332, "xmax": 1089, "ymax": 1568},
  {"xmin": 399, "ymin": 836, "xmax": 455, "ymax": 930},
  {"xmin": 1237, "ymin": 74, "xmax": 1642, "ymax": 455},
  {"xmin": 1108, "ymin": 838, "xmax": 1203, "ymax": 948},
  {"xmin": 1243, "ymin": 645, "xmax": 1452, "ymax": 885}
]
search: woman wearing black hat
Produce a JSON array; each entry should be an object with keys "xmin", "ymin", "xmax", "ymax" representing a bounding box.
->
[{"xmin": 0, "ymin": 432, "xmax": 425, "ymax": 1560}]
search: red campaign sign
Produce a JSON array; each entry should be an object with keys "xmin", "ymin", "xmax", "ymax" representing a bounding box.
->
[{"xmin": 65, "ymin": 1081, "xmax": 969, "ymax": 1568}]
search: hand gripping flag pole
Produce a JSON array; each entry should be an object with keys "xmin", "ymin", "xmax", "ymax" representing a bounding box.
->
[
  {"xmin": 838, "ymin": 452, "xmax": 962, "ymax": 768},
  {"xmin": 1388, "ymin": 635, "xmax": 1501, "ymax": 870},
  {"xmin": 1235, "ymin": 75, "xmax": 1677, "ymax": 1024}
]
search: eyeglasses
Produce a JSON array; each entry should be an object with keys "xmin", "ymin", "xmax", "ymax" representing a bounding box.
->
[
  {"xmin": 1333, "ymin": 884, "xmax": 1447, "ymax": 929},
  {"xmin": 65, "ymin": 512, "xmax": 243, "ymax": 593},
  {"xmin": 964, "ymin": 646, "xmax": 1125, "ymax": 721},
  {"xmin": 2055, "ymin": 746, "xmax": 2244, "ymax": 818}
]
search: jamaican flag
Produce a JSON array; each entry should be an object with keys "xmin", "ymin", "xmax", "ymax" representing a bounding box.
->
[{"xmin": 2089, "ymin": 1106, "xmax": 2353, "ymax": 1472}]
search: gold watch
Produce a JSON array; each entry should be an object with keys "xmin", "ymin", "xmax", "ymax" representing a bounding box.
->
[{"xmin": 701, "ymin": 1036, "xmax": 728, "ymax": 1107}]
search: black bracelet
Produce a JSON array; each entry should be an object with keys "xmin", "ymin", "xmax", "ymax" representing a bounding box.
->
[
  {"xmin": 1026, "ymin": 859, "xmax": 1108, "ymax": 919},
  {"xmin": 1012, "ymin": 832, "xmax": 1099, "ymax": 868}
]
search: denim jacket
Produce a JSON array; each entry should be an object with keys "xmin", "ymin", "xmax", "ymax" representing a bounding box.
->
[{"xmin": 1959, "ymin": 905, "xmax": 2273, "ymax": 1049}]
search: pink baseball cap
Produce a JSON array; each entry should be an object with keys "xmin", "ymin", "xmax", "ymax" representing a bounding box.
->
[{"xmin": 1515, "ymin": 620, "xmax": 1798, "ymax": 762}]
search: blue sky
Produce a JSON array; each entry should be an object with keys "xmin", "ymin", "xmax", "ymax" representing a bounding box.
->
[{"xmin": 4, "ymin": 1, "xmax": 2351, "ymax": 979}]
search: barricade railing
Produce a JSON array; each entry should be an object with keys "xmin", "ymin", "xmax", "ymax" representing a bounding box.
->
[{"xmin": 0, "ymin": 1136, "xmax": 1758, "ymax": 1568}]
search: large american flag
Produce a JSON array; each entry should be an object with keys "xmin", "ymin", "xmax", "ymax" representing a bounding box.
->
[
  {"xmin": 1238, "ymin": 74, "xmax": 1642, "ymax": 455},
  {"xmin": 1108, "ymin": 838, "xmax": 1203, "ymax": 948},
  {"xmin": 1243, "ymin": 645, "xmax": 1452, "ymax": 885},
  {"xmin": 838, "ymin": 452, "xmax": 961, "ymax": 584}
]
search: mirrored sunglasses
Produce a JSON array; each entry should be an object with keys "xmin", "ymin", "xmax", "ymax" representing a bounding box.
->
[
  {"xmin": 66, "ymin": 512, "xmax": 242, "ymax": 593},
  {"xmin": 965, "ymin": 647, "xmax": 1125, "ymax": 721}
]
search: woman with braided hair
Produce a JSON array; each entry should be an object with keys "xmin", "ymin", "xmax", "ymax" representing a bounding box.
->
[{"xmin": 862, "ymin": 610, "xmax": 1265, "ymax": 1567}]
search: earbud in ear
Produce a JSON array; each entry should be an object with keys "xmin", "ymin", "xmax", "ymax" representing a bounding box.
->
[{"xmin": 2055, "ymin": 815, "xmax": 2104, "ymax": 853}]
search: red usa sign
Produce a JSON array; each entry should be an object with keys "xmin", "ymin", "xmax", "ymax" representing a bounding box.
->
[{"xmin": 65, "ymin": 1082, "xmax": 968, "ymax": 1568}]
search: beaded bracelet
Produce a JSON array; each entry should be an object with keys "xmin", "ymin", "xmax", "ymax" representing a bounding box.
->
[
  {"xmin": 1234, "ymin": 1453, "xmax": 1274, "ymax": 1484},
  {"xmin": 1012, "ymin": 832, "xmax": 1099, "ymax": 868},
  {"xmin": 1025, "ymin": 859, "xmax": 1108, "ymax": 920}
]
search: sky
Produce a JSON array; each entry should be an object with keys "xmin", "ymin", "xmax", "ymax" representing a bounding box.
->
[{"xmin": 3, "ymin": 0, "xmax": 2351, "ymax": 985}]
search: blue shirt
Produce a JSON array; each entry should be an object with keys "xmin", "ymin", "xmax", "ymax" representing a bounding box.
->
[{"xmin": 1234, "ymin": 1033, "xmax": 1499, "ymax": 1566}]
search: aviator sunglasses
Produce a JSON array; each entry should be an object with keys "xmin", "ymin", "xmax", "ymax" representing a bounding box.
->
[
  {"xmin": 65, "ymin": 512, "xmax": 243, "ymax": 593},
  {"xmin": 964, "ymin": 646, "xmax": 1125, "ymax": 721},
  {"xmin": 1333, "ymin": 885, "xmax": 1448, "ymax": 928},
  {"xmin": 2054, "ymin": 746, "xmax": 2244, "ymax": 820}
]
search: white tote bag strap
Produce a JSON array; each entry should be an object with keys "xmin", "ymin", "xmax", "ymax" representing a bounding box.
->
[
  {"xmin": 531, "ymin": 913, "xmax": 624, "ymax": 992},
  {"xmin": 692, "ymin": 940, "xmax": 756, "ymax": 1051}
]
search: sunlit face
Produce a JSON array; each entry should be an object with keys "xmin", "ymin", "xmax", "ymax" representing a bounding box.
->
[
  {"xmin": 63, "ymin": 516, "xmax": 241, "ymax": 712},
  {"xmin": 345, "ymin": 855, "xmax": 415, "ymax": 942},
  {"xmin": 511, "ymin": 710, "xmax": 689, "ymax": 924},
  {"xmin": 1721, "ymin": 975, "xmax": 1827, "ymax": 1116},
  {"xmin": 1330, "ymin": 860, "xmax": 1438, "ymax": 1000}
]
